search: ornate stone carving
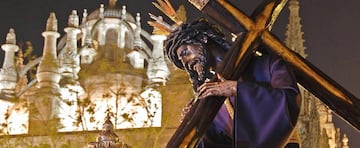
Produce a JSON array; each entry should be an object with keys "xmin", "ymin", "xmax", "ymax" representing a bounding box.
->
[{"xmin": 87, "ymin": 114, "xmax": 131, "ymax": 148}]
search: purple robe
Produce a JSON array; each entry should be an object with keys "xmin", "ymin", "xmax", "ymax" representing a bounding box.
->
[{"xmin": 200, "ymin": 53, "xmax": 300, "ymax": 148}]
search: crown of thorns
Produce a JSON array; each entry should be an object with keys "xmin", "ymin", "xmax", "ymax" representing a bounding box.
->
[{"xmin": 149, "ymin": 0, "xmax": 231, "ymax": 69}]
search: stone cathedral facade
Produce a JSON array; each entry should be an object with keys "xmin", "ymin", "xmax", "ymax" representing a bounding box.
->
[
  {"xmin": 0, "ymin": 0, "xmax": 351, "ymax": 147},
  {"xmin": 0, "ymin": 1, "xmax": 193, "ymax": 147},
  {"xmin": 285, "ymin": 0, "xmax": 349, "ymax": 147}
]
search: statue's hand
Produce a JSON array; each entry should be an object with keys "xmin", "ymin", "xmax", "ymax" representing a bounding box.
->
[{"xmin": 197, "ymin": 73, "xmax": 237, "ymax": 99}]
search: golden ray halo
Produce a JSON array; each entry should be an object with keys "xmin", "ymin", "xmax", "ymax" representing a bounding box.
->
[{"xmin": 148, "ymin": 0, "xmax": 187, "ymax": 35}]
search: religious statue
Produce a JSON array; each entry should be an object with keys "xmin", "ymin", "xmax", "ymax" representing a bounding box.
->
[
  {"xmin": 150, "ymin": 0, "xmax": 301, "ymax": 147},
  {"xmin": 149, "ymin": 0, "xmax": 360, "ymax": 147},
  {"xmin": 166, "ymin": 18, "xmax": 301, "ymax": 147}
]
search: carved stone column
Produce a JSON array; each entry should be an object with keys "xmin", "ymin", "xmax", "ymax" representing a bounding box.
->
[
  {"xmin": 29, "ymin": 13, "xmax": 61, "ymax": 135},
  {"xmin": 0, "ymin": 28, "xmax": 19, "ymax": 98},
  {"xmin": 36, "ymin": 12, "xmax": 61, "ymax": 89},
  {"xmin": 147, "ymin": 34, "xmax": 169, "ymax": 85},
  {"xmin": 59, "ymin": 10, "xmax": 81, "ymax": 86}
]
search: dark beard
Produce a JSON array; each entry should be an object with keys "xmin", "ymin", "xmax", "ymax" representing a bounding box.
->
[{"xmin": 185, "ymin": 57, "xmax": 213, "ymax": 92}]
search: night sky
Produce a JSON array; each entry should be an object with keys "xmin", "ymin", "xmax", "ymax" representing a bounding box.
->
[{"xmin": 0, "ymin": 0, "xmax": 359, "ymax": 146}]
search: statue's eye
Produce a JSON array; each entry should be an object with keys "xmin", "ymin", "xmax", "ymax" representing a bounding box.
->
[{"xmin": 179, "ymin": 48, "xmax": 188, "ymax": 57}]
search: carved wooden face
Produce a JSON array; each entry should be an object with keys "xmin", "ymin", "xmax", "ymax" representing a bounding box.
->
[
  {"xmin": 176, "ymin": 44, "xmax": 203, "ymax": 67},
  {"xmin": 176, "ymin": 44, "xmax": 211, "ymax": 90}
]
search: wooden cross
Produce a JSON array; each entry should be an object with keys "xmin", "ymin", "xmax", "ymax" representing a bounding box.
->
[
  {"xmin": 206, "ymin": 0, "xmax": 360, "ymax": 129},
  {"xmin": 167, "ymin": 0, "xmax": 360, "ymax": 147}
]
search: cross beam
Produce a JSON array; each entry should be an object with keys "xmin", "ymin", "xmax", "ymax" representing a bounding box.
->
[
  {"xmin": 207, "ymin": 0, "xmax": 360, "ymax": 130},
  {"xmin": 167, "ymin": 0, "xmax": 360, "ymax": 147}
]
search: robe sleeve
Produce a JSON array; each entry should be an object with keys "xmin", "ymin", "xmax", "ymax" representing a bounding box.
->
[{"xmin": 234, "ymin": 54, "xmax": 300, "ymax": 147}]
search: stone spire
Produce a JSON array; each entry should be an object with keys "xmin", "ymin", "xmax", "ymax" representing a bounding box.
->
[
  {"xmin": 342, "ymin": 134, "xmax": 349, "ymax": 148},
  {"xmin": 285, "ymin": 0, "xmax": 316, "ymax": 147},
  {"xmin": 29, "ymin": 13, "xmax": 61, "ymax": 134},
  {"xmin": 121, "ymin": 5, "xmax": 127, "ymax": 20},
  {"xmin": 324, "ymin": 109, "xmax": 337, "ymax": 147},
  {"xmin": 99, "ymin": 4, "xmax": 105, "ymax": 19},
  {"xmin": 5, "ymin": 28, "xmax": 16, "ymax": 44},
  {"xmin": 134, "ymin": 13, "xmax": 142, "ymax": 48},
  {"xmin": 59, "ymin": 10, "xmax": 81, "ymax": 86},
  {"xmin": 285, "ymin": 0, "xmax": 307, "ymax": 58},
  {"xmin": 117, "ymin": 5, "xmax": 128, "ymax": 48},
  {"xmin": 0, "ymin": 28, "xmax": 19, "ymax": 98},
  {"xmin": 127, "ymin": 13, "xmax": 146, "ymax": 69},
  {"xmin": 80, "ymin": 22, "xmax": 97, "ymax": 64},
  {"xmin": 68, "ymin": 10, "xmax": 79, "ymax": 28},
  {"xmin": 82, "ymin": 9, "xmax": 88, "ymax": 24},
  {"xmin": 46, "ymin": 12, "xmax": 58, "ymax": 32},
  {"xmin": 36, "ymin": 12, "xmax": 60, "ymax": 89},
  {"xmin": 286, "ymin": 2, "xmax": 347, "ymax": 146},
  {"xmin": 81, "ymin": 9, "xmax": 89, "ymax": 46},
  {"xmin": 97, "ymin": 4, "xmax": 106, "ymax": 45}
]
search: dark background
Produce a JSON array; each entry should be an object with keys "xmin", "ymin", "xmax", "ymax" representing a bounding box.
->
[{"xmin": 0, "ymin": 0, "xmax": 359, "ymax": 146}]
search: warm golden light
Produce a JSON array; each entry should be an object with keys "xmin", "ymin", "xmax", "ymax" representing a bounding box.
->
[
  {"xmin": 58, "ymin": 88, "xmax": 162, "ymax": 132},
  {"xmin": 0, "ymin": 100, "xmax": 28, "ymax": 135}
]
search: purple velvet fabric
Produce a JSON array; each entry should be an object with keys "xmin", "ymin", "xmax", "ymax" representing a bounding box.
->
[{"xmin": 200, "ymin": 53, "xmax": 300, "ymax": 148}]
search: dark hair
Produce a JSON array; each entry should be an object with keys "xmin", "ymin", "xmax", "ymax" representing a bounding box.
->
[{"xmin": 164, "ymin": 18, "xmax": 232, "ymax": 69}]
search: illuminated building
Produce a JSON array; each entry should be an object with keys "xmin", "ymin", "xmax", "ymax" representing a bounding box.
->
[{"xmin": 0, "ymin": 1, "xmax": 193, "ymax": 147}]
